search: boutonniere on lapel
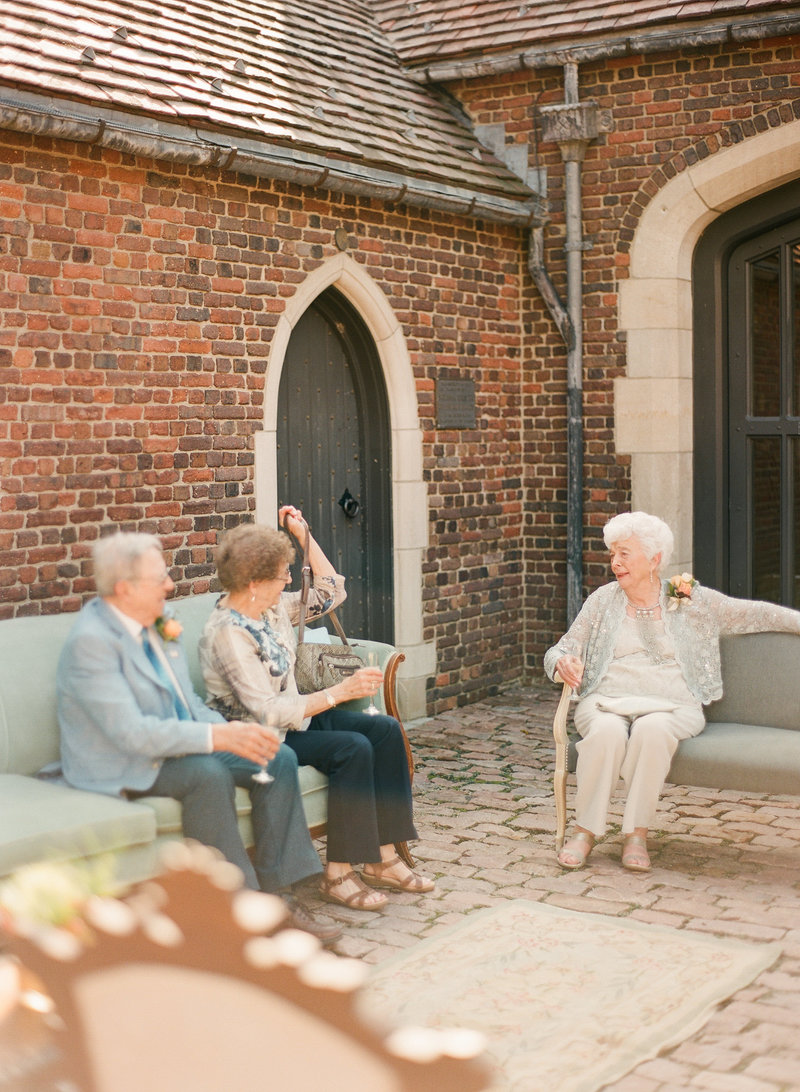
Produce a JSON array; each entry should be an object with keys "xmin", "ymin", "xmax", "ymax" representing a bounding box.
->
[
  {"xmin": 155, "ymin": 615, "xmax": 183, "ymax": 642},
  {"xmin": 665, "ymin": 573, "xmax": 697, "ymax": 611}
]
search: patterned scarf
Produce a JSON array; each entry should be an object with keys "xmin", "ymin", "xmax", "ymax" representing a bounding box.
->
[{"xmin": 227, "ymin": 606, "xmax": 291, "ymax": 679}]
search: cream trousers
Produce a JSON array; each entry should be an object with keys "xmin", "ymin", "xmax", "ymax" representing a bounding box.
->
[{"xmin": 572, "ymin": 695, "xmax": 706, "ymax": 836}]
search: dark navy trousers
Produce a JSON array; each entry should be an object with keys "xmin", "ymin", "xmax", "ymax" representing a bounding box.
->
[{"xmin": 283, "ymin": 707, "xmax": 417, "ymax": 863}]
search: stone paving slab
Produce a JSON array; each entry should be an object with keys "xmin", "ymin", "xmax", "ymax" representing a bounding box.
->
[{"xmin": 308, "ymin": 684, "xmax": 800, "ymax": 1091}]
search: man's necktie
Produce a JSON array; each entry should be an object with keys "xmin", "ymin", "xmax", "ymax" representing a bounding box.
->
[{"xmin": 141, "ymin": 630, "xmax": 192, "ymax": 721}]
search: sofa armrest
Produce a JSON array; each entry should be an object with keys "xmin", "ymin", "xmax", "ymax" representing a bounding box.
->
[
  {"xmin": 328, "ymin": 636, "xmax": 414, "ymax": 868},
  {"xmin": 328, "ymin": 636, "xmax": 412, "ymax": 778}
]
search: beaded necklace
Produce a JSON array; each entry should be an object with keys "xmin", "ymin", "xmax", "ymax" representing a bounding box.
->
[{"xmin": 625, "ymin": 597, "xmax": 665, "ymax": 664}]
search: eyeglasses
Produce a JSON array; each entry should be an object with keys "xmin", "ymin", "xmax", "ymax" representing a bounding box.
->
[{"xmin": 133, "ymin": 569, "xmax": 172, "ymax": 585}]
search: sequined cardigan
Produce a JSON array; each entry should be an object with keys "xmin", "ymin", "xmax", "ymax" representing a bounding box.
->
[{"xmin": 543, "ymin": 581, "xmax": 800, "ymax": 705}]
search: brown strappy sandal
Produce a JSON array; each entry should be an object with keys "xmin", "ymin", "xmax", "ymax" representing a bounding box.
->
[
  {"xmin": 362, "ymin": 855, "xmax": 435, "ymax": 893},
  {"xmin": 319, "ymin": 869, "xmax": 388, "ymax": 911}
]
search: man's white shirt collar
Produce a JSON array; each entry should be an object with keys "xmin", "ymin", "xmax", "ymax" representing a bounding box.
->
[{"xmin": 107, "ymin": 601, "xmax": 147, "ymax": 641}]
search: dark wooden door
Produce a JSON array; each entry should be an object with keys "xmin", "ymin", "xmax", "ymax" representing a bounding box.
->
[
  {"xmin": 694, "ymin": 180, "xmax": 800, "ymax": 601},
  {"xmin": 276, "ymin": 288, "xmax": 393, "ymax": 642},
  {"xmin": 728, "ymin": 221, "xmax": 800, "ymax": 605}
]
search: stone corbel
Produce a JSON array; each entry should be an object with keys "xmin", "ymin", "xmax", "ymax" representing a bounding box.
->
[{"xmin": 539, "ymin": 101, "xmax": 614, "ymax": 161}]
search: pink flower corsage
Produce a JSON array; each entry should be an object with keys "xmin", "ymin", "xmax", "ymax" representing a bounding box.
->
[
  {"xmin": 155, "ymin": 615, "xmax": 183, "ymax": 641},
  {"xmin": 665, "ymin": 573, "xmax": 697, "ymax": 610}
]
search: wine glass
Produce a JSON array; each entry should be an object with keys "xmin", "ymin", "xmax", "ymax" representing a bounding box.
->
[
  {"xmin": 252, "ymin": 713, "xmax": 276, "ymax": 783},
  {"xmin": 365, "ymin": 651, "xmax": 380, "ymax": 716}
]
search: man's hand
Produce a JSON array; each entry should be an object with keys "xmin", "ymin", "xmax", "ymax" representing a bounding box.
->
[{"xmin": 212, "ymin": 721, "xmax": 280, "ymax": 765}]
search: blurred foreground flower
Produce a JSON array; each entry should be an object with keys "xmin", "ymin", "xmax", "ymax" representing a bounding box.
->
[{"xmin": 0, "ymin": 858, "xmax": 116, "ymax": 942}]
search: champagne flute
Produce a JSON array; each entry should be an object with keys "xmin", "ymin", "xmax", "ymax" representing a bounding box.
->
[
  {"xmin": 252, "ymin": 713, "xmax": 276, "ymax": 783},
  {"xmin": 365, "ymin": 651, "xmax": 380, "ymax": 716}
]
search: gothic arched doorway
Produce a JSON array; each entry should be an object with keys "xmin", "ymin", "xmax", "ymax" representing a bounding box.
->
[{"xmin": 276, "ymin": 287, "xmax": 394, "ymax": 643}]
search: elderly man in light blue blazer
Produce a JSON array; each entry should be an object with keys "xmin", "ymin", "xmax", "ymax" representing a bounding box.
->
[{"xmin": 57, "ymin": 531, "xmax": 338, "ymax": 943}]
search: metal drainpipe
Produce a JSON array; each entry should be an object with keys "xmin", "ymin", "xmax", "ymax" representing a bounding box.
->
[
  {"xmin": 533, "ymin": 59, "xmax": 607, "ymax": 624},
  {"xmin": 562, "ymin": 61, "xmax": 587, "ymax": 625}
]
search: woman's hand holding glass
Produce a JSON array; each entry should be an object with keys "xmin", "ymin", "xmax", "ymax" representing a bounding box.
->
[
  {"xmin": 555, "ymin": 655, "xmax": 584, "ymax": 689},
  {"xmin": 328, "ymin": 665, "xmax": 383, "ymax": 710}
]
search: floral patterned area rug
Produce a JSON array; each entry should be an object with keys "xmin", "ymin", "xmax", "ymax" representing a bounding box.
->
[{"xmin": 360, "ymin": 899, "xmax": 781, "ymax": 1092}]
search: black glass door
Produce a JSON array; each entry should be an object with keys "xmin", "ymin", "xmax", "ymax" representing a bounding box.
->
[{"xmin": 728, "ymin": 224, "xmax": 800, "ymax": 605}]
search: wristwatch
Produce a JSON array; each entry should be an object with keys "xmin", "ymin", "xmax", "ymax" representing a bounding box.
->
[{"xmin": 324, "ymin": 689, "xmax": 336, "ymax": 708}]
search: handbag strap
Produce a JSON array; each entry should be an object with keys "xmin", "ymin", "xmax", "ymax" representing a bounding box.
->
[{"xmin": 293, "ymin": 517, "xmax": 351, "ymax": 647}]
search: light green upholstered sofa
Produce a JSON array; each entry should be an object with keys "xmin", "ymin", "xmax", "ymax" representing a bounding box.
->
[
  {"xmin": 552, "ymin": 631, "xmax": 800, "ymax": 848},
  {"xmin": 0, "ymin": 592, "xmax": 408, "ymax": 886}
]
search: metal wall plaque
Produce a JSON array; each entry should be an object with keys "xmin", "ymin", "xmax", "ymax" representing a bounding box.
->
[{"xmin": 436, "ymin": 379, "xmax": 476, "ymax": 429}]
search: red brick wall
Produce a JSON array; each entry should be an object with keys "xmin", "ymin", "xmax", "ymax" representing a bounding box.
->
[
  {"xmin": 451, "ymin": 33, "xmax": 800, "ymax": 669},
  {"xmin": 2, "ymin": 31, "xmax": 799, "ymax": 711},
  {"xmin": 0, "ymin": 131, "xmax": 525, "ymax": 710}
]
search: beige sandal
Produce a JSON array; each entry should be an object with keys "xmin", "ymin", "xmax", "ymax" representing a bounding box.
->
[
  {"xmin": 362, "ymin": 855, "xmax": 435, "ymax": 893},
  {"xmin": 319, "ymin": 869, "xmax": 388, "ymax": 911},
  {"xmin": 622, "ymin": 834, "xmax": 651, "ymax": 872},
  {"xmin": 557, "ymin": 830, "xmax": 594, "ymax": 870}
]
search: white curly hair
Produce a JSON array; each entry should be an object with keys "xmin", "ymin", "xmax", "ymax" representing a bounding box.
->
[{"xmin": 603, "ymin": 511, "xmax": 673, "ymax": 571}]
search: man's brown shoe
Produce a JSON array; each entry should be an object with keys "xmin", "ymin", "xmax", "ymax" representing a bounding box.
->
[{"xmin": 282, "ymin": 893, "xmax": 342, "ymax": 946}]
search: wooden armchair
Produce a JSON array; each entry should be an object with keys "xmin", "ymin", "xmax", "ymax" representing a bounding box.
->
[{"xmin": 0, "ymin": 845, "xmax": 490, "ymax": 1092}]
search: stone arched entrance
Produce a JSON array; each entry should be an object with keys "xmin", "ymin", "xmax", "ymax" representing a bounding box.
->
[
  {"xmin": 616, "ymin": 119, "xmax": 800, "ymax": 573},
  {"xmin": 255, "ymin": 254, "xmax": 435, "ymax": 718}
]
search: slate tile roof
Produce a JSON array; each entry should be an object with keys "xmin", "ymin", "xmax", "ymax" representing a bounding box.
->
[
  {"xmin": 0, "ymin": 0, "xmax": 539, "ymax": 222},
  {"xmin": 373, "ymin": 0, "xmax": 800, "ymax": 68}
]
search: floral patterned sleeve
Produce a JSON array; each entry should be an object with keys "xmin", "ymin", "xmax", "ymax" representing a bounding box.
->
[
  {"xmin": 699, "ymin": 585, "xmax": 800, "ymax": 635},
  {"xmin": 282, "ymin": 572, "xmax": 346, "ymax": 628}
]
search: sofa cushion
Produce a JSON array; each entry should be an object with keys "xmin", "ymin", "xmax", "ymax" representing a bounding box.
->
[
  {"xmin": 142, "ymin": 786, "xmax": 254, "ymax": 837},
  {"xmin": 0, "ymin": 774, "xmax": 156, "ymax": 878},
  {"xmin": 708, "ymin": 632, "xmax": 800, "ymax": 731},
  {"xmin": 668, "ymin": 722, "xmax": 800, "ymax": 795}
]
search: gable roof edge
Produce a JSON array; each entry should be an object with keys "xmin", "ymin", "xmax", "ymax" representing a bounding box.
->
[
  {"xmin": 0, "ymin": 87, "xmax": 543, "ymax": 227},
  {"xmin": 405, "ymin": 10, "xmax": 800, "ymax": 83}
]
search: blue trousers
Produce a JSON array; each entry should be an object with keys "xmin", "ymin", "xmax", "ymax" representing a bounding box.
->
[
  {"xmin": 146, "ymin": 745, "xmax": 322, "ymax": 893},
  {"xmin": 283, "ymin": 707, "xmax": 417, "ymax": 864}
]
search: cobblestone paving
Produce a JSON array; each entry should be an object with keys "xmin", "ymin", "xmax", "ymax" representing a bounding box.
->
[{"xmin": 308, "ymin": 684, "xmax": 800, "ymax": 1091}]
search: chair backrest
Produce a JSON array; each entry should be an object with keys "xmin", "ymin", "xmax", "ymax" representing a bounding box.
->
[{"xmin": 706, "ymin": 631, "xmax": 800, "ymax": 731}]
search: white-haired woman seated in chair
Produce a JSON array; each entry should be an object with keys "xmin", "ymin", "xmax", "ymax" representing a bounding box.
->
[
  {"xmin": 200, "ymin": 506, "xmax": 433, "ymax": 912},
  {"xmin": 544, "ymin": 511, "xmax": 800, "ymax": 872}
]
